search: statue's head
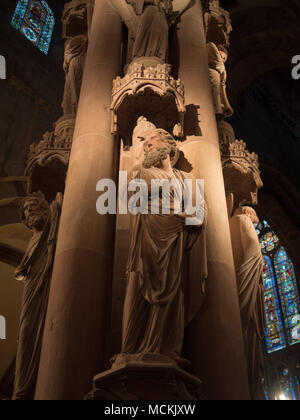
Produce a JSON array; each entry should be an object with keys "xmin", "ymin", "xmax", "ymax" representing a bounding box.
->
[
  {"xmin": 62, "ymin": 3, "xmax": 87, "ymax": 39},
  {"xmin": 218, "ymin": 44, "xmax": 228, "ymax": 62},
  {"xmin": 142, "ymin": 128, "xmax": 178, "ymax": 169},
  {"xmin": 20, "ymin": 195, "xmax": 50, "ymax": 232},
  {"xmin": 234, "ymin": 206, "xmax": 259, "ymax": 224},
  {"xmin": 131, "ymin": 117, "xmax": 156, "ymax": 164}
]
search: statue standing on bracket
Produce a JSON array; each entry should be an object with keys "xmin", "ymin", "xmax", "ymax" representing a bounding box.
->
[
  {"xmin": 62, "ymin": 34, "xmax": 88, "ymax": 116},
  {"xmin": 127, "ymin": 0, "xmax": 173, "ymax": 61},
  {"xmin": 12, "ymin": 193, "xmax": 62, "ymax": 400},
  {"xmin": 207, "ymin": 42, "xmax": 233, "ymax": 119},
  {"xmin": 114, "ymin": 128, "xmax": 207, "ymax": 368},
  {"xmin": 229, "ymin": 206, "xmax": 266, "ymax": 400}
]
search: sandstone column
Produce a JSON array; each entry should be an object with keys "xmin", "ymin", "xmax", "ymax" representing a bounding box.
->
[
  {"xmin": 177, "ymin": 0, "xmax": 250, "ymax": 400},
  {"xmin": 35, "ymin": 0, "xmax": 122, "ymax": 400}
]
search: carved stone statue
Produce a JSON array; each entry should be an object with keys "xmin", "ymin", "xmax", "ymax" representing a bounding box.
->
[
  {"xmin": 12, "ymin": 193, "xmax": 62, "ymax": 400},
  {"xmin": 229, "ymin": 206, "xmax": 266, "ymax": 400},
  {"xmin": 207, "ymin": 42, "xmax": 233, "ymax": 119},
  {"xmin": 131, "ymin": 116, "xmax": 157, "ymax": 165},
  {"xmin": 203, "ymin": 0, "xmax": 232, "ymax": 47},
  {"xmin": 62, "ymin": 0, "xmax": 90, "ymax": 39},
  {"xmin": 62, "ymin": 34, "xmax": 88, "ymax": 115},
  {"xmin": 115, "ymin": 128, "xmax": 207, "ymax": 367},
  {"xmin": 126, "ymin": 0, "xmax": 173, "ymax": 62}
]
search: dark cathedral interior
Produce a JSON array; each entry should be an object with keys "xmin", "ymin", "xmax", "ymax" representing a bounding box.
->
[{"xmin": 0, "ymin": 0, "xmax": 300, "ymax": 402}]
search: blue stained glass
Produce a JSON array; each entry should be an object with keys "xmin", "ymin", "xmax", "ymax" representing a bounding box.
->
[
  {"xmin": 23, "ymin": 26, "xmax": 38, "ymax": 43},
  {"xmin": 254, "ymin": 221, "xmax": 263, "ymax": 235},
  {"xmin": 290, "ymin": 377, "xmax": 296, "ymax": 400},
  {"xmin": 295, "ymin": 377, "xmax": 300, "ymax": 400},
  {"xmin": 280, "ymin": 376, "xmax": 299, "ymax": 400},
  {"xmin": 263, "ymin": 255, "xmax": 286, "ymax": 353},
  {"xmin": 260, "ymin": 230, "xmax": 279, "ymax": 254},
  {"xmin": 11, "ymin": 0, "xmax": 54, "ymax": 54},
  {"xmin": 264, "ymin": 383, "xmax": 269, "ymax": 400},
  {"xmin": 274, "ymin": 248, "xmax": 300, "ymax": 347}
]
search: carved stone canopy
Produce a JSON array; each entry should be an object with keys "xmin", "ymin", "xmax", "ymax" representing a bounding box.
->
[
  {"xmin": 25, "ymin": 116, "xmax": 75, "ymax": 202},
  {"xmin": 218, "ymin": 121, "xmax": 263, "ymax": 209},
  {"xmin": 111, "ymin": 61, "xmax": 185, "ymax": 148}
]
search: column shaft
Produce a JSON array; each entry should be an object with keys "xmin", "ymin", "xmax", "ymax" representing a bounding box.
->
[
  {"xmin": 177, "ymin": 0, "xmax": 250, "ymax": 400},
  {"xmin": 35, "ymin": 0, "xmax": 122, "ymax": 400}
]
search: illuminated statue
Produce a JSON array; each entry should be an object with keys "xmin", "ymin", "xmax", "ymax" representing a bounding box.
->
[{"xmin": 13, "ymin": 193, "xmax": 62, "ymax": 400}]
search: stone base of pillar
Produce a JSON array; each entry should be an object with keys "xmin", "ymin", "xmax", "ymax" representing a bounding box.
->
[{"xmin": 85, "ymin": 362, "xmax": 205, "ymax": 400}]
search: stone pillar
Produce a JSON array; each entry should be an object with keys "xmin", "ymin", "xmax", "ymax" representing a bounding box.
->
[
  {"xmin": 177, "ymin": 0, "xmax": 250, "ymax": 400},
  {"xmin": 35, "ymin": 0, "xmax": 122, "ymax": 400}
]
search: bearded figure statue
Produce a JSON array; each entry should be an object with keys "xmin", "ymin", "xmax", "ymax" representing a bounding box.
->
[
  {"xmin": 126, "ymin": 0, "xmax": 173, "ymax": 62},
  {"xmin": 62, "ymin": 34, "xmax": 88, "ymax": 116},
  {"xmin": 207, "ymin": 42, "xmax": 233, "ymax": 119},
  {"xmin": 12, "ymin": 193, "xmax": 62, "ymax": 400},
  {"xmin": 229, "ymin": 206, "xmax": 266, "ymax": 400},
  {"xmin": 115, "ymin": 128, "xmax": 207, "ymax": 368}
]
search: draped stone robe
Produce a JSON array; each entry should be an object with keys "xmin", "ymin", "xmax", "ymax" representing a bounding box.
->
[
  {"xmin": 229, "ymin": 214, "xmax": 266, "ymax": 400},
  {"xmin": 62, "ymin": 34, "xmax": 88, "ymax": 115},
  {"xmin": 127, "ymin": 0, "xmax": 172, "ymax": 61},
  {"xmin": 12, "ymin": 199, "xmax": 61, "ymax": 400},
  {"xmin": 121, "ymin": 166, "xmax": 207, "ymax": 363}
]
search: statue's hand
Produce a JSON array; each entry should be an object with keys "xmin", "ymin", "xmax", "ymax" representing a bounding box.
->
[
  {"xmin": 220, "ymin": 71, "xmax": 226, "ymax": 85},
  {"xmin": 55, "ymin": 192, "xmax": 64, "ymax": 206}
]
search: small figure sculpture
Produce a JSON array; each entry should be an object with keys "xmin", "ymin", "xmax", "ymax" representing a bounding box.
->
[
  {"xmin": 116, "ymin": 128, "xmax": 207, "ymax": 367},
  {"xmin": 62, "ymin": 34, "xmax": 88, "ymax": 115},
  {"xmin": 126, "ymin": 0, "xmax": 173, "ymax": 61},
  {"xmin": 229, "ymin": 206, "xmax": 266, "ymax": 400},
  {"xmin": 203, "ymin": 0, "xmax": 232, "ymax": 48},
  {"xmin": 12, "ymin": 193, "xmax": 62, "ymax": 400},
  {"xmin": 62, "ymin": 0, "xmax": 88, "ymax": 39},
  {"xmin": 207, "ymin": 42, "xmax": 233, "ymax": 119},
  {"xmin": 130, "ymin": 116, "xmax": 156, "ymax": 166}
]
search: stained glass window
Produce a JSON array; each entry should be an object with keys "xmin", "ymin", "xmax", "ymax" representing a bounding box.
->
[
  {"xmin": 274, "ymin": 248, "xmax": 300, "ymax": 347},
  {"xmin": 278, "ymin": 375, "xmax": 299, "ymax": 400},
  {"xmin": 261, "ymin": 231, "xmax": 279, "ymax": 254},
  {"xmin": 255, "ymin": 220, "xmax": 300, "ymax": 354},
  {"xmin": 11, "ymin": 0, "xmax": 55, "ymax": 54},
  {"xmin": 263, "ymin": 255, "xmax": 286, "ymax": 353}
]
